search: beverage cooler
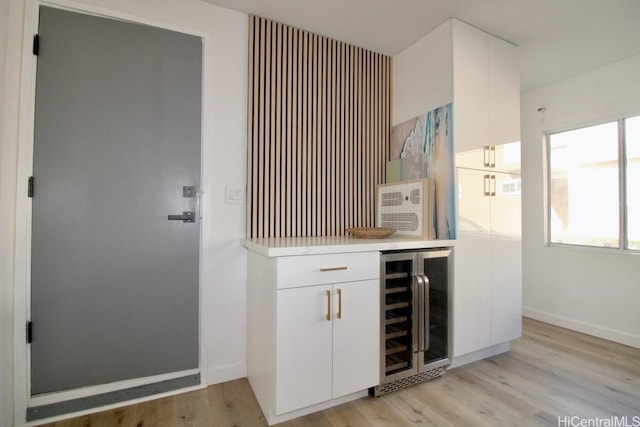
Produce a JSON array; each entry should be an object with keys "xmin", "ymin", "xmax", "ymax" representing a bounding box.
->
[{"xmin": 371, "ymin": 248, "xmax": 452, "ymax": 396}]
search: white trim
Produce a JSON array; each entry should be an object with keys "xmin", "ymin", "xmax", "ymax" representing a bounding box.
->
[
  {"xmin": 29, "ymin": 368, "xmax": 199, "ymax": 407},
  {"xmin": 13, "ymin": 1, "xmax": 209, "ymax": 423},
  {"xmin": 523, "ymin": 307, "xmax": 640, "ymax": 349},
  {"xmin": 448, "ymin": 342, "xmax": 511, "ymax": 369},
  {"xmin": 37, "ymin": 0, "xmax": 207, "ymax": 38},
  {"xmin": 14, "ymin": 0, "xmax": 39, "ymax": 422},
  {"xmin": 206, "ymin": 362, "xmax": 246, "ymax": 386},
  {"xmin": 15, "ymin": 383, "xmax": 206, "ymax": 427}
]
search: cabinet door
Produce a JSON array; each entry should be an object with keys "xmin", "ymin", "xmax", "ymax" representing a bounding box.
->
[
  {"xmin": 492, "ymin": 142, "xmax": 521, "ymax": 174},
  {"xmin": 453, "ymin": 20, "xmax": 490, "ymax": 155},
  {"xmin": 490, "ymin": 172, "xmax": 522, "ymax": 344},
  {"xmin": 454, "ymin": 168, "xmax": 492, "ymax": 356},
  {"xmin": 276, "ymin": 285, "xmax": 332, "ymax": 414},
  {"xmin": 489, "ymin": 36, "xmax": 520, "ymax": 149},
  {"xmin": 332, "ymin": 280, "xmax": 380, "ymax": 398}
]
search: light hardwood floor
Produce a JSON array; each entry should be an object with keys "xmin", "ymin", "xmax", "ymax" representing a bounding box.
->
[{"xmin": 40, "ymin": 318, "xmax": 640, "ymax": 427}]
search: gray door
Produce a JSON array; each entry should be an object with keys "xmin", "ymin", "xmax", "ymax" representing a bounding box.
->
[{"xmin": 30, "ymin": 6, "xmax": 201, "ymax": 395}]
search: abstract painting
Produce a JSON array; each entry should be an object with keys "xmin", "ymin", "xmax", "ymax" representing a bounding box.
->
[{"xmin": 389, "ymin": 103, "xmax": 456, "ymax": 239}]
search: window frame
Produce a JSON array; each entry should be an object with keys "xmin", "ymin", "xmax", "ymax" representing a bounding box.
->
[{"xmin": 545, "ymin": 115, "xmax": 638, "ymax": 253}]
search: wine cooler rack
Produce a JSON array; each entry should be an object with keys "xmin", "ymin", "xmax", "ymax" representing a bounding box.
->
[{"xmin": 383, "ymin": 259, "xmax": 414, "ymax": 376}]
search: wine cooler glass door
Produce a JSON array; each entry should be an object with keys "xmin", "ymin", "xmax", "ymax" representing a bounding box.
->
[
  {"xmin": 419, "ymin": 249, "xmax": 452, "ymax": 369},
  {"xmin": 381, "ymin": 254, "xmax": 418, "ymax": 382}
]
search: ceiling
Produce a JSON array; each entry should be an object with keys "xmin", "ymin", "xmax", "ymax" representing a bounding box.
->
[{"xmin": 199, "ymin": 0, "xmax": 640, "ymax": 92}]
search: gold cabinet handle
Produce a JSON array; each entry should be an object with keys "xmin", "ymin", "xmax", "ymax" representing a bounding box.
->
[
  {"xmin": 319, "ymin": 266, "xmax": 348, "ymax": 272},
  {"xmin": 490, "ymin": 145, "xmax": 496, "ymax": 168},
  {"xmin": 337, "ymin": 288, "xmax": 342, "ymax": 319},
  {"xmin": 490, "ymin": 175, "xmax": 496, "ymax": 196},
  {"xmin": 484, "ymin": 174, "xmax": 491, "ymax": 196},
  {"xmin": 483, "ymin": 145, "xmax": 491, "ymax": 167},
  {"xmin": 325, "ymin": 290, "xmax": 331, "ymax": 321}
]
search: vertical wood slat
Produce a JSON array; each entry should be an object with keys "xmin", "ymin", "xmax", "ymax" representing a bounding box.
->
[
  {"xmin": 302, "ymin": 30, "xmax": 309, "ymax": 236},
  {"xmin": 247, "ymin": 16, "xmax": 254, "ymax": 237},
  {"xmin": 327, "ymin": 40, "xmax": 338, "ymax": 236},
  {"xmin": 284, "ymin": 25, "xmax": 292, "ymax": 238},
  {"xmin": 257, "ymin": 18, "xmax": 266, "ymax": 238},
  {"xmin": 247, "ymin": 15, "xmax": 390, "ymax": 238}
]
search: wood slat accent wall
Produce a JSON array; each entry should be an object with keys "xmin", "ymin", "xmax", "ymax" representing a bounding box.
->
[{"xmin": 247, "ymin": 15, "xmax": 391, "ymax": 238}]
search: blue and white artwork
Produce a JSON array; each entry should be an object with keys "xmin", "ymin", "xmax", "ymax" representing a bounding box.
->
[{"xmin": 390, "ymin": 103, "xmax": 456, "ymax": 239}]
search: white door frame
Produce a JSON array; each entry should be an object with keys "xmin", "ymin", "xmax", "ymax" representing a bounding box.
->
[{"xmin": 13, "ymin": 0, "xmax": 208, "ymax": 423}]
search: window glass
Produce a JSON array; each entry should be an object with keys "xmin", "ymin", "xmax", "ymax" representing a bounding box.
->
[
  {"xmin": 626, "ymin": 116, "xmax": 640, "ymax": 250},
  {"xmin": 549, "ymin": 122, "xmax": 619, "ymax": 247}
]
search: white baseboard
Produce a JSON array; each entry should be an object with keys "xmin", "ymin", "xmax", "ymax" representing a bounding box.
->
[
  {"xmin": 523, "ymin": 307, "xmax": 640, "ymax": 349},
  {"xmin": 206, "ymin": 362, "xmax": 246, "ymax": 385},
  {"xmin": 449, "ymin": 342, "xmax": 511, "ymax": 369}
]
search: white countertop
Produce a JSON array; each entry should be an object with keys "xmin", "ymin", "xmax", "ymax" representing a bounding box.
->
[{"xmin": 244, "ymin": 235, "xmax": 456, "ymax": 257}]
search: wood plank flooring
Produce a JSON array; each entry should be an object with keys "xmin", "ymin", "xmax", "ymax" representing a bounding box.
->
[{"xmin": 39, "ymin": 318, "xmax": 640, "ymax": 427}]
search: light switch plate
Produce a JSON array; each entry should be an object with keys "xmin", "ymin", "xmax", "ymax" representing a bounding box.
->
[{"xmin": 225, "ymin": 185, "xmax": 245, "ymax": 205}]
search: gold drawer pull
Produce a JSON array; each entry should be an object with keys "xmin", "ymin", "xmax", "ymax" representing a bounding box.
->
[
  {"xmin": 319, "ymin": 266, "xmax": 348, "ymax": 272},
  {"xmin": 337, "ymin": 288, "xmax": 342, "ymax": 319}
]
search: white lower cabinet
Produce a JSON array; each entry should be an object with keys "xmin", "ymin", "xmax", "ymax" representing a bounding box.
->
[
  {"xmin": 331, "ymin": 280, "xmax": 379, "ymax": 397},
  {"xmin": 247, "ymin": 250, "xmax": 380, "ymax": 425},
  {"xmin": 276, "ymin": 280, "xmax": 379, "ymax": 414},
  {"xmin": 454, "ymin": 167, "xmax": 522, "ymax": 358},
  {"xmin": 276, "ymin": 285, "xmax": 333, "ymax": 414}
]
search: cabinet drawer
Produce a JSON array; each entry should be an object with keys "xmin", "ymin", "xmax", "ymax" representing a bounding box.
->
[{"xmin": 277, "ymin": 252, "xmax": 379, "ymax": 289}]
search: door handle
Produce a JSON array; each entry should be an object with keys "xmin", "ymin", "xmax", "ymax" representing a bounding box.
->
[
  {"xmin": 326, "ymin": 290, "xmax": 331, "ymax": 321},
  {"xmin": 490, "ymin": 145, "xmax": 496, "ymax": 168},
  {"xmin": 416, "ymin": 275, "xmax": 425, "ymax": 353},
  {"xmin": 421, "ymin": 274, "xmax": 430, "ymax": 352},
  {"xmin": 412, "ymin": 275, "xmax": 419, "ymax": 354},
  {"xmin": 167, "ymin": 211, "xmax": 195, "ymax": 223},
  {"xmin": 484, "ymin": 174, "xmax": 491, "ymax": 196}
]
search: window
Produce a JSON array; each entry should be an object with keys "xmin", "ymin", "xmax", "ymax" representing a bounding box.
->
[
  {"xmin": 627, "ymin": 116, "xmax": 640, "ymax": 250},
  {"xmin": 498, "ymin": 179, "xmax": 521, "ymax": 196},
  {"xmin": 547, "ymin": 116, "xmax": 639, "ymax": 250}
]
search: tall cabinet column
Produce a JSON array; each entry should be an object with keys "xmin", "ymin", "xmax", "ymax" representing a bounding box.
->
[
  {"xmin": 452, "ymin": 20, "xmax": 522, "ymax": 359},
  {"xmin": 392, "ymin": 18, "xmax": 522, "ymax": 364}
]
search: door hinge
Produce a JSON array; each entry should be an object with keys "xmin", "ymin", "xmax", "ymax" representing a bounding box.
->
[
  {"xmin": 33, "ymin": 34, "xmax": 40, "ymax": 56},
  {"xmin": 28, "ymin": 176, "xmax": 34, "ymax": 197},
  {"xmin": 26, "ymin": 321, "xmax": 33, "ymax": 344}
]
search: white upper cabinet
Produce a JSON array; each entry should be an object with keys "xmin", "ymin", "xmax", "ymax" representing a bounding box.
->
[
  {"xmin": 453, "ymin": 20, "xmax": 491, "ymax": 156},
  {"xmin": 489, "ymin": 35, "xmax": 521, "ymax": 150},
  {"xmin": 453, "ymin": 20, "xmax": 521, "ymax": 172}
]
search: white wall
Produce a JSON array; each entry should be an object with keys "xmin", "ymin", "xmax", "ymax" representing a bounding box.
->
[
  {"xmin": 1, "ymin": 0, "xmax": 248, "ymax": 424},
  {"xmin": 521, "ymin": 53, "xmax": 640, "ymax": 348}
]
